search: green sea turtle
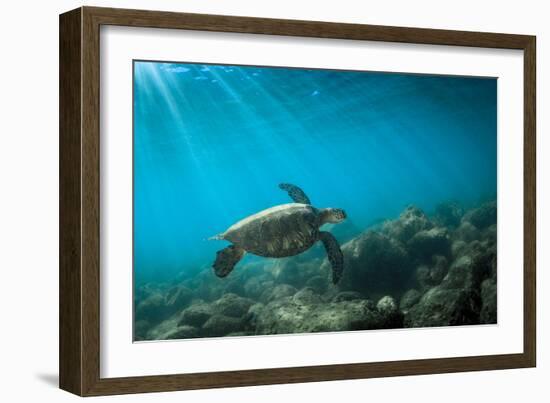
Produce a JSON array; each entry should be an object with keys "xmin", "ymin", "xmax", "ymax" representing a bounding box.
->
[{"xmin": 209, "ymin": 183, "xmax": 346, "ymax": 284}]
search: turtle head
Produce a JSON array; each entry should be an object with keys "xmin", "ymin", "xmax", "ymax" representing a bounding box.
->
[{"xmin": 320, "ymin": 208, "xmax": 347, "ymax": 224}]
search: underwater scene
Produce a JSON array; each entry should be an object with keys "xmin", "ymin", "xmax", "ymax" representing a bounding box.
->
[{"xmin": 133, "ymin": 61, "xmax": 497, "ymax": 341}]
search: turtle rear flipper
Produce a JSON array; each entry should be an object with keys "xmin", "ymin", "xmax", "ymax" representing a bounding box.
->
[
  {"xmin": 319, "ymin": 231, "xmax": 344, "ymax": 284},
  {"xmin": 213, "ymin": 245, "xmax": 245, "ymax": 278},
  {"xmin": 279, "ymin": 183, "xmax": 311, "ymax": 204}
]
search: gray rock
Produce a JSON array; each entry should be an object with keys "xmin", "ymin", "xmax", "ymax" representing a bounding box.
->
[
  {"xmin": 416, "ymin": 255, "xmax": 449, "ymax": 290},
  {"xmin": 484, "ymin": 224, "xmax": 497, "ymax": 246},
  {"xmin": 462, "ymin": 201, "xmax": 497, "ymax": 229},
  {"xmin": 178, "ymin": 302, "xmax": 213, "ymax": 327},
  {"xmin": 451, "ymin": 240, "xmax": 468, "ymax": 258},
  {"xmin": 480, "ymin": 279, "xmax": 497, "ymax": 324},
  {"xmin": 255, "ymin": 299, "xmax": 385, "ymax": 335},
  {"xmin": 134, "ymin": 319, "xmax": 150, "ymax": 341},
  {"xmin": 292, "ymin": 287, "xmax": 323, "ymax": 305},
  {"xmin": 331, "ymin": 291, "xmax": 365, "ymax": 302},
  {"xmin": 416, "ymin": 265, "xmax": 431, "ymax": 291},
  {"xmin": 430, "ymin": 255, "xmax": 449, "ymax": 284},
  {"xmin": 134, "ymin": 283, "xmax": 160, "ymax": 303},
  {"xmin": 146, "ymin": 316, "xmax": 180, "ymax": 340},
  {"xmin": 441, "ymin": 255, "xmax": 475, "ymax": 290},
  {"xmin": 333, "ymin": 230, "xmax": 413, "ymax": 296},
  {"xmin": 407, "ymin": 227, "xmax": 450, "ymax": 260},
  {"xmin": 433, "ymin": 201, "xmax": 464, "ymax": 228},
  {"xmin": 383, "ymin": 206, "xmax": 432, "ymax": 243},
  {"xmin": 244, "ymin": 303, "xmax": 265, "ymax": 331},
  {"xmin": 377, "ymin": 295, "xmax": 397, "ymax": 315},
  {"xmin": 202, "ymin": 315, "xmax": 244, "ymax": 337},
  {"xmin": 376, "ymin": 295, "xmax": 403, "ymax": 328},
  {"xmin": 455, "ymin": 221, "xmax": 481, "ymax": 243},
  {"xmin": 400, "ymin": 289, "xmax": 422, "ymax": 313},
  {"xmin": 135, "ymin": 293, "xmax": 168, "ymax": 323},
  {"xmin": 213, "ymin": 293, "xmax": 254, "ymax": 318},
  {"xmin": 443, "ymin": 242, "xmax": 495, "ymax": 291},
  {"xmin": 270, "ymin": 257, "xmax": 328, "ymax": 289},
  {"xmin": 405, "ymin": 286, "xmax": 479, "ymax": 327},
  {"xmin": 164, "ymin": 325, "xmax": 200, "ymax": 340}
]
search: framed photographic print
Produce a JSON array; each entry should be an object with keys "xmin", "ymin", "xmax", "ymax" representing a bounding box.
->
[{"xmin": 59, "ymin": 6, "xmax": 536, "ymax": 396}]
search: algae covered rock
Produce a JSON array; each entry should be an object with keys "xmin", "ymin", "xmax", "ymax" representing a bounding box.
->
[
  {"xmin": 202, "ymin": 314, "xmax": 244, "ymax": 337},
  {"xmin": 399, "ymin": 289, "xmax": 421, "ymax": 313},
  {"xmin": 455, "ymin": 221, "xmax": 481, "ymax": 243},
  {"xmin": 292, "ymin": 287, "xmax": 323, "ymax": 305},
  {"xmin": 404, "ymin": 286, "xmax": 479, "ymax": 327},
  {"xmin": 269, "ymin": 256, "xmax": 327, "ymax": 289},
  {"xmin": 331, "ymin": 291, "xmax": 365, "ymax": 302},
  {"xmin": 441, "ymin": 255, "xmax": 475, "ymax": 290},
  {"xmin": 480, "ymin": 278, "xmax": 497, "ymax": 324},
  {"xmin": 451, "ymin": 240, "xmax": 468, "ymax": 258},
  {"xmin": 134, "ymin": 319, "xmax": 151, "ymax": 341},
  {"xmin": 256, "ymin": 299, "xmax": 385, "ymax": 335},
  {"xmin": 462, "ymin": 201, "xmax": 497, "ymax": 229},
  {"xmin": 213, "ymin": 293, "xmax": 255, "ymax": 318},
  {"xmin": 376, "ymin": 295, "xmax": 397, "ymax": 314},
  {"xmin": 178, "ymin": 302, "xmax": 214, "ymax": 327},
  {"xmin": 407, "ymin": 227, "xmax": 450, "ymax": 260},
  {"xmin": 433, "ymin": 201, "xmax": 464, "ymax": 228},
  {"xmin": 383, "ymin": 206, "xmax": 432, "ymax": 243},
  {"xmin": 135, "ymin": 293, "xmax": 167, "ymax": 323},
  {"xmin": 443, "ymin": 241, "xmax": 495, "ymax": 292},
  {"xmin": 376, "ymin": 295, "xmax": 404, "ymax": 328},
  {"xmin": 146, "ymin": 316, "xmax": 181, "ymax": 340},
  {"xmin": 334, "ymin": 230, "xmax": 413, "ymax": 297},
  {"xmin": 244, "ymin": 302, "xmax": 265, "ymax": 331},
  {"xmin": 164, "ymin": 325, "xmax": 200, "ymax": 340}
]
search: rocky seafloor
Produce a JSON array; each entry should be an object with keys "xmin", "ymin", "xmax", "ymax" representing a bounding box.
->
[{"xmin": 134, "ymin": 200, "xmax": 497, "ymax": 341}]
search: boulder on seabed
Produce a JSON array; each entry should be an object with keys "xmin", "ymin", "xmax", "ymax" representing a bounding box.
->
[
  {"xmin": 479, "ymin": 278, "xmax": 497, "ymax": 324},
  {"xmin": 376, "ymin": 295, "xmax": 404, "ymax": 328},
  {"xmin": 163, "ymin": 325, "xmax": 200, "ymax": 340},
  {"xmin": 462, "ymin": 201, "xmax": 497, "ymax": 229},
  {"xmin": 407, "ymin": 227, "xmax": 450, "ymax": 261},
  {"xmin": 383, "ymin": 205, "xmax": 433, "ymax": 243},
  {"xmin": 178, "ymin": 301, "xmax": 214, "ymax": 327},
  {"xmin": 404, "ymin": 286, "xmax": 479, "ymax": 328},
  {"xmin": 202, "ymin": 314, "xmax": 244, "ymax": 337},
  {"xmin": 433, "ymin": 201, "xmax": 464, "ymax": 228},
  {"xmin": 255, "ymin": 298, "xmax": 385, "ymax": 335},
  {"xmin": 212, "ymin": 293, "xmax": 255, "ymax": 318},
  {"xmin": 331, "ymin": 230, "xmax": 413, "ymax": 297},
  {"xmin": 399, "ymin": 289, "xmax": 422, "ymax": 314}
]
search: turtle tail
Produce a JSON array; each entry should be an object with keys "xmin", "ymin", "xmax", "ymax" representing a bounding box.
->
[{"xmin": 208, "ymin": 233, "xmax": 224, "ymax": 241}]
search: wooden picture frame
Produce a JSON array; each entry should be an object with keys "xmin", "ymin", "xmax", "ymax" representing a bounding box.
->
[{"xmin": 59, "ymin": 6, "xmax": 536, "ymax": 396}]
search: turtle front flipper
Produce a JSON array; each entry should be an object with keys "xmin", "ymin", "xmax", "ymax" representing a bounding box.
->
[
  {"xmin": 319, "ymin": 231, "xmax": 344, "ymax": 284},
  {"xmin": 213, "ymin": 245, "xmax": 245, "ymax": 278},
  {"xmin": 279, "ymin": 183, "xmax": 311, "ymax": 204}
]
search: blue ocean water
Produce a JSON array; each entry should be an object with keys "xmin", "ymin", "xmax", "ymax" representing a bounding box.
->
[{"xmin": 133, "ymin": 61, "xmax": 496, "ymax": 284}]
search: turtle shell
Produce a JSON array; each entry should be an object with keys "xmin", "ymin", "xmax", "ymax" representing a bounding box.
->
[{"xmin": 222, "ymin": 203, "xmax": 320, "ymax": 257}]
